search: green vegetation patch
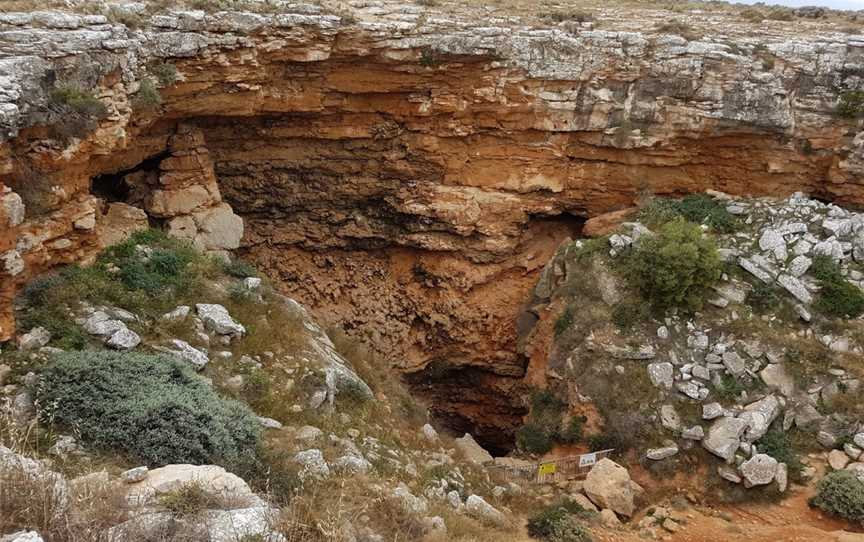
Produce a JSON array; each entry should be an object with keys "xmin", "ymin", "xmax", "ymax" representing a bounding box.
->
[
  {"xmin": 809, "ymin": 470, "xmax": 864, "ymax": 524},
  {"xmin": 527, "ymin": 499, "xmax": 594, "ymax": 542},
  {"xmin": 624, "ymin": 219, "xmax": 722, "ymax": 310},
  {"xmin": 838, "ymin": 91, "xmax": 864, "ymax": 118},
  {"xmin": 639, "ymin": 194, "xmax": 737, "ymax": 233},
  {"xmin": 36, "ymin": 351, "xmax": 261, "ymax": 469},
  {"xmin": 18, "ymin": 229, "xmax": 213, "ymax": 347},
  {"xmin": 516, "ymin": 390, "xmax": 572, "ymax": 455},
  {"xmin": 810, "ymin": 255, "xmax": 864, "ymax": 318}
]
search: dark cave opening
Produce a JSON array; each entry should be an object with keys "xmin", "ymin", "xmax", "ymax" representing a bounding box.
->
[{"xmin": 90, "ymin": 153, "xmax": 166, "ymax": 204}]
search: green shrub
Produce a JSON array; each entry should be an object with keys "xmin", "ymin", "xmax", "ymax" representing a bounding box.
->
[
  {"xmin": 150, "ymin": 62, "xmax": 178, "ymax": 86},
  {"xmin": 103, "ymin": 230, "xmax": 201, "ymax": 295},
  {"xmin": 419, "ymin": 48, "xmax": 441, "ymax": 67},
  {"xmin": 748, "ymin": 282, "xmax": 781, "ymax": 313},
  {"xmin": 715, "ymin": 374, "xmax": 746, "ymax": 401},
  {"xmin": 527, "ymin": 500, "xmax": 593, "ymax": 542},
  {"xmin": 133, "ymin": 78, "xmax": 162, "ymax": 110},
  {"xmin": 809, "ymin": 470, "xmax": 864, "ymax": 524},
  {"xmin": 47, "ymin": 85, "xmax": 109, "ymax": 140},
  {"xmin": 756, "ymin": 427, "xmax": 803, "ymax": 481},
  {"xmin": 36, "ymin": 351, "xmax": 261, "ymax": 469},
  {"xmin": 558, "ymin": 416, "xmax": 585, "ymax": 444},
  {"xmin": 625, "ymin": 220, "xmax": 722, "ymax": 310},
  {"xmin": 838, "ymin": 91, "xmax": 864, "ymax": 118},
  {"xmin": 50, "ymin": 86, "xmax": 108, "ymax": 118},
  {"xmin": 810, "ymin": 256, "xmax": 864, "ymax": 318},
  {"xmin": 611, "ymin": 301, "xmax": 648, "ymax": 331},
  {"xmin": 222, "ymin": 258, "xmax": 259, "ymax": 278},
  {"xmin": 554, "ymin": 305, "xmax": 574, "ymax": 337},
  {"xmin": 516, "ymin": 423, "xmax": 553, "ymax": 455},
  {"xmin": 639, "ymin": 195, "xmax": 737, "ymax": 233}
]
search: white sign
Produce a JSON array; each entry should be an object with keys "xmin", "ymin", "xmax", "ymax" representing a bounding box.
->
[{"xmin": 578, "ymin": 453, "xmax": 597, "ymax": 468}]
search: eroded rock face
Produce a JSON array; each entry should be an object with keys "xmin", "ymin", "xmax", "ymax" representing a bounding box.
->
[{"xmin": 3, "ymin": 1, "xmax": 864, "ymax": 445}]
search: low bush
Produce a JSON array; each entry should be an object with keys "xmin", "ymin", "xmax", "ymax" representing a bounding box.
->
[
  {"xmin": 516, "ymin": 390, "xmax": 570, "ymax": 454},
  {"xmin": 715, "ymin": 374, "xmax": 746, "ymax": 401},
  {"xmin": 611, "ymin": 301, "xmax": 649, "ymax": 331},
  {"xmin": 132, "ymin": 78, "xmax": 162, "ymax": 110},
  {"xmin": 554, "ymin": 305, "xmax": 574, "ymax": 337},
  {"xmin": 50, "ymin": 86, "xmax": 108, "ymax": 118},
  {"xmin": 756, "ymin": 427, "xmax": 803, "ymax": 481},
  {"xmin": 639, "ymin": 194, "xmax": 737, "ymax": 233},
  {"xmin": 748, "ymin": 282, "xmax": 781, "ymax": 313},
  {"xmin": 36, "ymin": 351, "xmax": 261, "ymax": 469},
  {"xmin": 150, "ymin": 62, "xmax": 178, "ymax": 86},
  {"xmin": 625, "ymin": 220, "xmax": 722, "ymax": 310},
  {"xmin": 47, "ymin": 85, "xmax": 109, "ymax": 140},
  {"xmin": 527, "ymin": 500, "xmax": 593, "ymax": 542},
  {"xmin": 810, "ymin": 255, "xmax": 864, "ymax": 318},
  {"xmin": 516, "ymin": 423, "xmax": 553, "ymax": 455},
  {"xmin": 838, "ymin": 91, "xmax": 864, "ymax": 118},
  {"xmin": 809, "ymin": 470, "xmax": 864, "ymax": 524},
  {"xmin": 223, "ymin": 258, "xmax": 259, "ymax": 278}
]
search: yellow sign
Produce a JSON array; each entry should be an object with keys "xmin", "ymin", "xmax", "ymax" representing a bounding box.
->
[{"xmin": 538, "ymin": 463, "xmax": 556, "ymax": 475}]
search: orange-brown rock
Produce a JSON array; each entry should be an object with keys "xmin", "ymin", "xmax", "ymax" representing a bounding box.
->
[{"xmin": 3, "ymin": 2, "xmax": 864, "ymax": 443}]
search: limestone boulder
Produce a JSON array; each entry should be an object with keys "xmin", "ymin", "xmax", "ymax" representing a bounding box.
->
[
  {"xmin": 125, "ymin": 464, "xmax": 261, "ymax": 508},
  {"xmin": 703, "ymin": 417, "xmax": 748, "ymax": 461},
  {"xmin": 740, "ymin": 454, "xmax": 778, "ymax": 488},
  {"xmin": 455, "ymin": 433, "xmax": 493, "ymax": 465},
  {"xmin": 583, "ymin": 458, "xmax": 643, "ymax": 518}
]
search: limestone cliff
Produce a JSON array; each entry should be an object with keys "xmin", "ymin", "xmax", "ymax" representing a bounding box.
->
[{"xmin": 2, "ymin": 1, "xmax": 864, "ymax": 446}]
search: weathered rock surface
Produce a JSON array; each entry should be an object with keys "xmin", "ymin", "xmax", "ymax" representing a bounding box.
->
[
  {"xmin": 583, "ymin": 458, "xmax": 643, "ymax": 518},
  {"xmin": 4, "ymin": 0, "xmax": 864, "ymax": 449}
]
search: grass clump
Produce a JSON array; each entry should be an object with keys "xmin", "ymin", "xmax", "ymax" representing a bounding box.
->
[
  {"xmin": 159, "ymin": 482, "xmax": 223, "ymax": 516},
  {"xmin": 554, "ymin": 305, "xmax": 575, "ymax": 337},
  {"xmin": 150, "ymin": 62, "xmax": 178, "ymax": 86},
  {"xmin": 809, "ymin": 470, "xmax": 864, "ymax": 524},
  {"xmin": 527, "ymin": 500, "xmax": 594, "ymax": 542},
  {"xmin": 838, "ymin": 91, "xmax": 864, "ymax": 118},
  {"xmin": 223, "ymin": 258, "xmax": 259, "ymax": 278},
  {"xmin": 748, "ymin": 282, "xmax": 782, "ymax": 313},
  {"xmin": 654, "ymin": 19, "xmax": 701, "ymax": 40},
  {"xmin": 611, "ymin": 301, "xmax": 649, "ymax": 332},
  {"xmin": 639, "ymin": 194, "xmax": 737, "ymax": 233},
  {"xmin": 47, "ymin": 85, "xmax": 109, "ymax": 140},
  {"xmin": 18, "ymin": 229, "xmax": 214, "ymax": 347},
  {"xmin": 756, "ymin": 427, "xmax": 803, "ymax": 481},
  {"xmin": 50, "ymin": 86, "xmax": 108, "ymax": 118},
  {"xmin": 35, "ymin": 351, "xmax": 261, "ymax": 469},
  {"xmin": 625, "ymin": 220, "xmax": 722, "ymax": 311},
  {"xmin": 810, "ymin": 255, "xmax": 864, "ymax": 318},
  {"xmin": 132, "ymin": 78, "xmax": 162, "ymax": 110}
]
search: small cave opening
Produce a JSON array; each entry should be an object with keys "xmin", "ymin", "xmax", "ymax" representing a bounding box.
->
[
  {"xmin": 90, "ymin": 153, "xmax": 166, "ymax": 204},
  {"xmin": 406, "ymin": 362, "xmax": 528, "ymax": 456}
]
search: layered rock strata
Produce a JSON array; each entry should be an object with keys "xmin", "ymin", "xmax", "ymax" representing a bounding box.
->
[{"xmin": 2, "ymin": 1, "xmax": 864, "ymax": 444}]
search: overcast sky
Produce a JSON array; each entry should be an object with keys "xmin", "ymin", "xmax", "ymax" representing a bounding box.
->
[{"xmin": 727, "ymin": 0, "xmax": 864, "ymax": 9}]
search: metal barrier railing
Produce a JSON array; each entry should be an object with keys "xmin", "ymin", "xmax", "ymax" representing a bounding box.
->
[{"xmin": 487, "ymin": 449, "xmax": 615, "ymax": 484}]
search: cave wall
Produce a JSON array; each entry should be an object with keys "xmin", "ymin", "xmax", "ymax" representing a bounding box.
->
[{"xmin": 2, "ymin": 3, "xmax": 864, "ymax": 443}]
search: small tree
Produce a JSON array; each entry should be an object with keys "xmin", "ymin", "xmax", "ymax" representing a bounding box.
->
[{"xmin": 626, "ymin": 220, "xmax": 721, "ymax": 310}]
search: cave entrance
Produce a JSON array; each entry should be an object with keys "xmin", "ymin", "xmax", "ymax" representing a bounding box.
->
[{"xmin": 90, "ymin": 153, "xmax": 166, "ymax": 204}]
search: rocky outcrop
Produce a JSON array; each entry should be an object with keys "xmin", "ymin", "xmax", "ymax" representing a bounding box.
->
[{"xmin": 3, "ymin": 1, "xmax": 864, "ymax": 445}]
